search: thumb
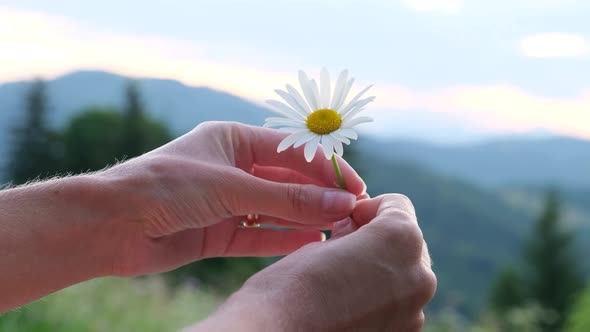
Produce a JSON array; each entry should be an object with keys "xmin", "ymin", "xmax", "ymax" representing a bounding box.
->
[{"xmin": 220, "ymin": 171, "xmax": 356, "ymax": 225}]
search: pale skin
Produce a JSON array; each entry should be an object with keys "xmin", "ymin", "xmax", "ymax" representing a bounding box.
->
[{"xmin": 0, "ymin": 122, "xmax": 436, "ymax": 331}]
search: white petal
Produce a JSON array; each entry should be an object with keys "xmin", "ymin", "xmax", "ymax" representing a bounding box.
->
[
  {"xmin": 330, "ymin": 70, "xmax": 349, "ymax": 110},
  {"xmin": 278, "ymin": 127, "xmax": 306, "ymax": 133},
  {"xmin": 330, "ymin": 131, "xmax": 351, "ymax": 145},
  {"xmin": 342, "ymin": 97, "xmax": 375, "ymax": 119},
  {"xmin": 286, "ymin": 84, "xmax": 312, "ymax": 114},
  {"xmin": 277, "ymin": 130, "xmax": 312, "ymax": 152},
  {"xmin": 343, "ymin": 116, "xmax": 374, "ymax": 128},
  {"xmin": 264, "ymin": 117, "xmax": 306, "ymax": 128},
  {"xmin": 293, "ymin": 131, "xmax": 316, "ymax": 148},
  {"xmin": 275, "ymin": 89, "xmax": 309, "ymax": 117},
  {"xmin": 266, "ymin": 100, "xmax": 306, "ymax": 120},
  {"xmin": 338, "ymin": 128, "xmax": 358, "ymax": 140},
  {"xmin": 304, "ymin": 135, "xmax": 321, "ymax": 162},
  {"xmin": 298, "ymin": 70, "xmax": 319, "ymax": 110},
  {"xmin": 320, "ymin": 67, "xmax": 331, "ymax": 108},
  {"xmin": 321, "ymin": 135, "xmax": 335, "ymax": 160},
  {"xmin": 310, "ymin": 80, "xmax": 321, "ymax": 110},
  {"xmin": 334, "ymin": 78, "xmax": 355, "ymax": 112},
  {"xmin": 339, "ymin": 85, "xmax": 373, "ymax": 116},
  {"xmin": 334, "ymin": 139, "xmax": 344, "ymax": 156}
]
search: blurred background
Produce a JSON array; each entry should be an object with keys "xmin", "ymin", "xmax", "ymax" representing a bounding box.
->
[{"xmin": 1, "ymin": 0, "xmax": 590, "ymax": 331}]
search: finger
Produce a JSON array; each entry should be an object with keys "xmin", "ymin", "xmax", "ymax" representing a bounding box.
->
[
  {"xmin": 357, "ymin": 193, "xmax": 370, "ymax": 200},
  {"xmin": 252, "ymin": 165, "xmax": 326, "ymax": 187},
  {"xmin": 330, "ymin": 217, "xmax": 358, "ymax": 239},
  {"xmin": 234, "ymin": 125, "xmax": 366, "ymax": 196},
  {"xmin": 254, "ymin": 215, "xmax": 335, "ymax": 230},
  {"xmin": 224, "ymin": 228, "xmax": 324, "ymax": 256},
  {"xmin": 352, "ymin": 194, "xmax": 416, "ymax": 228},
  {"xmin": 352, "ymin": 194, "xmax": 423, "ymax": 263},
  {"xmin": 221, "ymin": 170, "xmax": 356, "ymax": 225}
]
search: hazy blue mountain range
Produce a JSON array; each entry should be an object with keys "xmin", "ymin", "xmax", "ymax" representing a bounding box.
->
[
  {"xmin": 3, "ymin": 71, "xmax": 590, "ymax": 191},
  {"xmin": 363, "ymin": 137, "xmax": 590, "ymax": 190},
  {"xmin": 0, "ymin": 71, "xmax": 273, "ymax": 169},
  {"xmin": 348, "ymin": 149, "xmax": 590, "ymax": 314},
  {"xmin": 2, "ymin": 71, "xmax": 589, "ymax": 316}
]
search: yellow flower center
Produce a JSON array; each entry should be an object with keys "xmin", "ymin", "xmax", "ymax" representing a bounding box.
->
[{"xmin": 306, "ymin": 109, "xmax": 342, "ymax": 135}]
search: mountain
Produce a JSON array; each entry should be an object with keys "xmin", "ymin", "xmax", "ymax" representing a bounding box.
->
[
  {"xmin": 367, "ymin": 137, "xmax": 590, "ymax": 190},
  {"xmin": 346, "ymin": 146, "xmax": 532, "ymax": 315},
  {"xmin": 0, "ymin": 71, "xmax": 273, "ymax": 174},
  {"xmin": 2, "ymin": 71, "xmax": 588, "ymax": 317}
]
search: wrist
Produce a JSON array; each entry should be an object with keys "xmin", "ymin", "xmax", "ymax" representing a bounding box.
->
[{"xmin": 189, "ymin": 284, "xmax": 295, "ymax": 332}]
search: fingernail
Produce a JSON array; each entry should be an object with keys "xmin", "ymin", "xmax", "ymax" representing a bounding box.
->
[{"xmin": 321, "ymin": 190, "xmax": 356, "ymax": 214}]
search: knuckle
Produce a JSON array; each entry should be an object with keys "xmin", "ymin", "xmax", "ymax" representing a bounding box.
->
[
  {"xmin": 365, "ymin": 219, "xmax": 424, "ymax": 261},
  {"xmin": 410, "ymin": 312, "xmax": 425, "ymax": 331},
  {"xmin": 403, "ymin": 223, "xmax": 425, "ymax": 248},
  {"xmin": 286, "ymin": 183, "xmax": 309, "ymax": 215},
  {"xmin": 381, "ymin": 193, "xmax": 416, "ymax": 216},
  {"xmin": 423, "ymin": 269, "xmax": 438, "ymax": 301},
  {"xmin": 421, "ymin": 241, "xmax": 433, "ymax": 268},
  {"xmin": 387, "ymin": 222, "xmax": 425, "ymax": 259},
  {"xmin": 194, "ymin": 121, "xmax": 223, "ymax": 133},
  {"xmin": 407, "ymin": 268, "xmax": 437, "ymax": 308}
]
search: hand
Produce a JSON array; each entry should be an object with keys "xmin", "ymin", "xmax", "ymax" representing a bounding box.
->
[
  {"xmin": 94, "ymin": 121, "xmax": 366, "ymax": 276},
  {"xmin": 191, "ymin": 194, "xmax": 436, "ymax": 332}
]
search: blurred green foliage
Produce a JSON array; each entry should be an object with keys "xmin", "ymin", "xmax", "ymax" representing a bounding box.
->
[
  {"xmin": 166, "ymin": 257, "xmax": 272, "ymax": 293},
  {"xmin": 563, "ymin": 283, "xmax": 590, "ymax": 332},
  {"xmin": 62, "ymin": 108, "xmax": 171, "ymax": 173},
  {"xmin": 4, "ymin": 78, "xmax": 590, "ymax": 331},
  {"xmin": 345, "ymin": 142, "xmax": 531, "ymax": 315},
  {"xmin": 0, "ymin": 277, "xmax": 221, "ymax": 332},
  {"xmin": 2, "ymin": 81, "xmax": 273, "ymax": 331},
  {"xmin": 425, "ymin": 304, "xmax": 557, "ymax": 332},
  {"xmin": 7, "ymin": 79, "xmax": 62, "ymax": 184},
  {"xmin": 485, "ymin": 191, "xmax": 583, "ymax": 331},
  {"xmin": 523, "ymin": 191, "xmax": 583, "ymax": 330},
  {"xmin": 489, "ymin": 267, "xmax": 526, "ymax": 315}
]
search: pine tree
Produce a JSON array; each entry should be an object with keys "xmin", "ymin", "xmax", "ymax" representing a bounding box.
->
[
  {"xmin": 7, "ymin": 79, "xmax": 60, "ymax": 184},
  {"xmin": 489, "ymin": 266, "xmax": 525, "ymax": 315},
  {"xmin": 119, "ymin": 81, "xmax": 147, "ymax": 159},
  {"xmin": 62, "ymin": 107, "xmax": 172, "ymax": 174},
  {"xmin": 524, "ymin": 190, "xmax": 583, "ymax": 331}
]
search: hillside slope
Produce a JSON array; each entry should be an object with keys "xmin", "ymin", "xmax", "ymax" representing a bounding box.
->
[
  {"xmin": 347, "ymin": 146, "xmax": 531, "ymax": 314},
  {"xmin": 369, "ymin": 137, "xmax": 590, "ymax": 190}
]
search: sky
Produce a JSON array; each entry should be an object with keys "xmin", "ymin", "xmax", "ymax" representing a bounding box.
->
[{"xmin": 1, "ymin": 0, "xmax": 590, "ymax": 142}]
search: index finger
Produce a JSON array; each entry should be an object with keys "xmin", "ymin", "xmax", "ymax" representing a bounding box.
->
[{"xmin": 235, "ymin": 124, "xmax": 366, "ymax": 196}]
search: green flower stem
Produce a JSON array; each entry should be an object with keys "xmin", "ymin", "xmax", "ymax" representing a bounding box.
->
[{"xmin": 331, "ymin": 155, "xmax": 347, "ymax": 190}]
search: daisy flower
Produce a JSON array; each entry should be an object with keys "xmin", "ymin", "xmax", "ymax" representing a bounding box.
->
[{"xmin": 264, "ymin": 68, "xmax": 375, "ymax": 163}]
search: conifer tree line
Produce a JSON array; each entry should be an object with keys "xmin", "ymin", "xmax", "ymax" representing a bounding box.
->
[
  {"xmin": 488, "ymin": 190, "xmax": 584, "ymax": 331},
  {"xmin": 1, "ymin": 78, "xmax": 267, "ymax": 302},
  {"xmin": 4, "ymin": 77, "xmax": 590, "ymax": 332},
  {"xmin": 4, "ymin": 79, "xmax": 172, "ymax": 185}
]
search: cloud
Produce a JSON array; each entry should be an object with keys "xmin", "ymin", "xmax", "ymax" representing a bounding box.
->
[
  {"xmin": 371, "ymin": 83, "xmax": 590, "ymax": 139},
  {"xmin": 520, "ymin": 33, "xmax": 588, "ymax": 58},
  {"xmin": 400, "ymin": 0, "xmax": 463, "ymax": 13},
  {"xmin": 0, "ymin": 7, "xmax": 295, "ymax": 99},
  {"xmin": 1, "ymin": 7, "xmax": 590, "ymax": 141}
]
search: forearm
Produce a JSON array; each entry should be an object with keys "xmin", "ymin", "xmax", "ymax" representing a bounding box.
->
[
  {"xmin": 0, "ymin": 176, "xmax": 115, "ymax": 312},
  {"xmin": 186, "ymin": 286, "xmax": 292, "ymax": 332}
]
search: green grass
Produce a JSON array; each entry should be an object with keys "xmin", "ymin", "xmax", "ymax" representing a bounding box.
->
[{"xmin": 0, "ymin": 276, "xmax": 223, "ymax": 332}]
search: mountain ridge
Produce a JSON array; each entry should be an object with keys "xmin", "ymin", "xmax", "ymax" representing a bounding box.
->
[{"xmin": 1, "ymin": 70, "xmax": 589, "ymax": 316}]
